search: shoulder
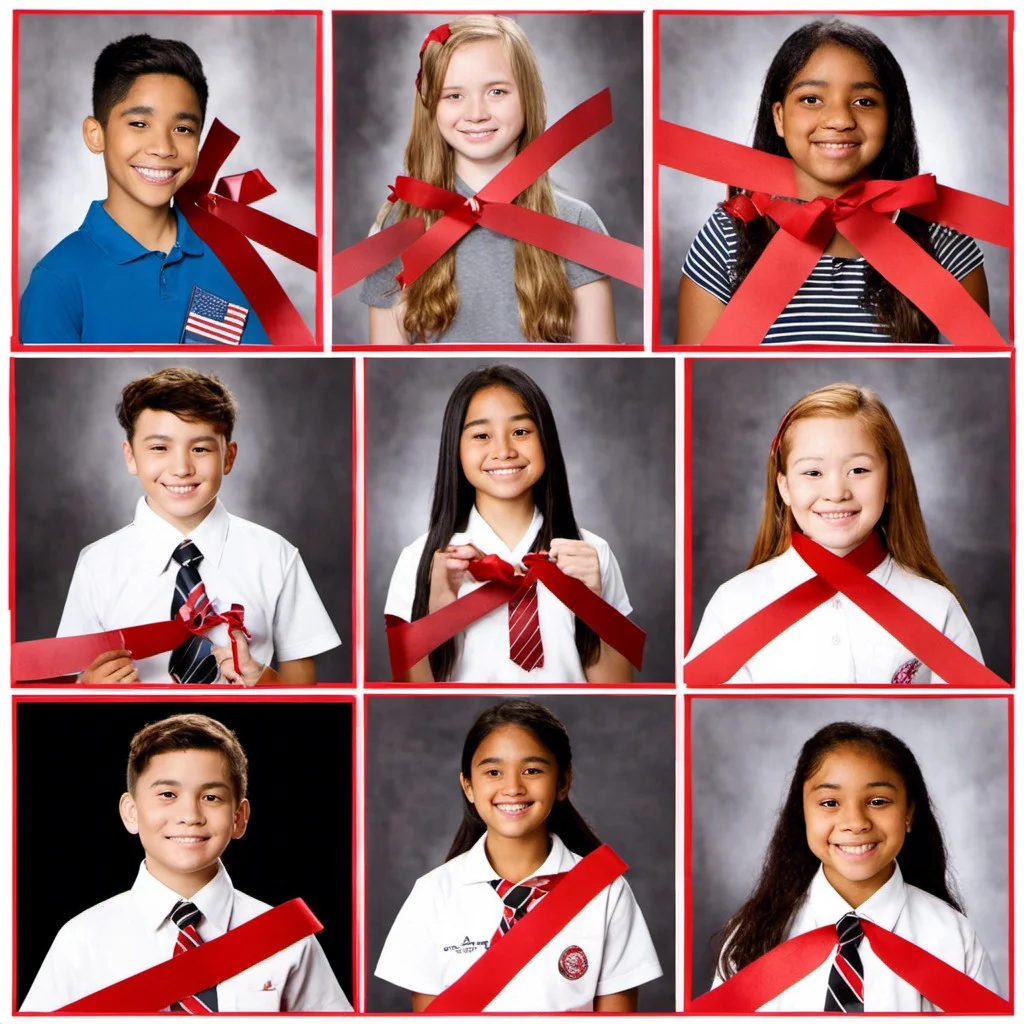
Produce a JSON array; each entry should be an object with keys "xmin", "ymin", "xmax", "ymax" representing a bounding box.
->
[
  {"xmin": 885, "ymin": 562, "xmax": 960, "ymax": 609},
  {"xmin": 707, "ymin": 555, "xmax": 786, "ymax": 603},
  {"xmin": 394, "ymin": 531, "xmax": 431, "ymax": 570},
  {"xmin": 578, "ymin": 527, "xmax": 613, "ymax": 556},
  {"xmin": 902, "ymin": 883, "xmax": 978, "ymax": 941},
  {"xmin": 32, "ymin": 225, "xmax": 104, "ymax": 278},
  {"xmin": 224, "ymin": 511, "xmax": 299, "ymax": 559},
  {"xmin": 48, "ymin": 889, "xmax": 135, "ymax": 941},
  {"xmin": 925, "ymin": 221, "xmax": 984, "ymax": 278},
  {"xmin": 74, "ymin": 523, "xmax": 136, "ymax": 565},
  {"xmin": 228, "ymin": 887, "xmax": 275, "ymax": 922},
  {"xmin": 553, "ymin": 189, "xmax": 607, "ymax": 233}
]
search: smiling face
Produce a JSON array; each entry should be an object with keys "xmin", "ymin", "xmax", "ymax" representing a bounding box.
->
[
  {"xmin": 460, "ymin": 724, "xmax": 569, "ymax": 848},
  {"xmin": 119, "ymin": 749, "xmax": 249, "ymax": 897},
  {"xmin": 123, "ymin": 408, "xmax": 237, "ymax": 534},
  {"xmin": 84, "ymin": 73, "xmax": 202, "ymax": 223},
  {"xmin": 777, "ymin": 415, "xmax": 887, "ymax": 557},
  {"xmin": 772, "ymin": 43, "xmax": 889, "ymax": 197},
  {"xmin": 459, "ymin": 385, "xmax": 545, "ymax": 512},
  {"xmin": 435, "ymin": 39, "xmax": 525, "ymax": 180},
  {"xmin": 803, "ymin": 744, "xmax": 913, "ymax": 907}
]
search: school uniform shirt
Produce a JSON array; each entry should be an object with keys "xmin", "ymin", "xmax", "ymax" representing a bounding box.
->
[
  {"xmin": 682, "ymin": 206, "xmax": 984, "ymax": 344},
  {"xmin": 713, "ymin": 863, "xmax": 1002, "ymax": 1011},
  {"xmin": 375, "ymin": 833, "xmax": 662, "ymax": 1011},
  {"xmin": 686, "ymin": 546, "xmax": 982, "ymax": 684},
  {"xmin": 19, "ymin": 201, "xmax": 271, "ymax": 344},
  {"xmin": 21, "ymin": 860, "xmax": 351, "ymax": 1011},
  {"xmin": 384, "ymin": 505, "xmax": 631, "ymax": 682},
  {"xmin": 58, "ymin": 496, "xmax": 340, "ymax": 682}
]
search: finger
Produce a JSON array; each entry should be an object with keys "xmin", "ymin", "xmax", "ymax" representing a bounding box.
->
[
  {"xmin": 113, "ymin": 662, "xmax": 137, "ymax": 682},
  {"xmin": 89, "ymin": 648, "xmax": 132, "ymax": 670},
  {"xmin": 123, "ymin": 669, "xmax": 139, "ymax": 684},
  {"xmin": 98, "ymin": 657, "xmax": 133, "ymax": 677}
]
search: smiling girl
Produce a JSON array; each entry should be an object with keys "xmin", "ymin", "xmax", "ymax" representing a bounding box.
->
[
  {"xmin": 710, "ymin": 722, "xmax": 1002, "ymax": 1011},
  {"xmin": 686, "ymin": 383, "xmax": 982, "ymax": 683},
  {"xmin": 360, "ymin": 15, "xmax": 617, "ymax": 343},
  {"xmin": 375, "ymin": 700, "xmax": 662, "ymax": 1011},
  {"xmin": 384, "ymin": 364, "xmax": 635, "ymax": 682},
  {"xmin": 676, "ymin": 19, "xmax": 990, "ymax": 345}
]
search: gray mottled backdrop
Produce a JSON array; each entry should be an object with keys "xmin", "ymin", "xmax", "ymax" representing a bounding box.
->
[
  {"xmin": 688, "ymin": 697, "xmax": 1009, "ymax": 998},
  {"xmin": 366, "ymin": 357, "xmax": 675, "ymax": 681},
  {"xmin": 15, "ymin": 357, "xmax": 352, "ymax": 681},
  {"xmin": 687, "ymin": 358, "xmax": 1011, "ymax": 682},
  {"xmin": 658, "ymin": 14, "xmax": 1010, "ymax": 343},
  {"xmin": 333, "ymin": 13, "xmax": 643, "ymax": 344},
  {"xmin": 17, "ymin": 14, "xmax": 318, "ymax": 334},
  {"xmin": 366, "ymin": 695, "xmax": 675, "ymax": 1011}
]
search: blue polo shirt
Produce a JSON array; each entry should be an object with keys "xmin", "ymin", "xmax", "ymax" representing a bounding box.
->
[{"xmin": 19, "ymin": 201, "xmax": 271, "ymax": 344}]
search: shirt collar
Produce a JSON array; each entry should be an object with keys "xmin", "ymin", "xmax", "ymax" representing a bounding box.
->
[
  {"xmin": 131, "ymin": 495, "xmax": 231, "ymax": 575},
  {"xmin": 807, "ymin": 861, "xmax": 908, "ymax": 931},
  {"xmin": 455, "ymin": 505, "xmax": 544, "ymax": 565},
  {"xmin": 459, "ymin": 832, "xmax": 574, "ymax": 886},
  {"xmin": 773, "ymin": 541, "xmax": 893, "ymax": 589},
  {"xmin": 130, "ymin": 859, "xmax": 234, "ymax": 935},
  {"xmin": 79, "ymin": 201, "xmax": 205, "ymax": 265}
]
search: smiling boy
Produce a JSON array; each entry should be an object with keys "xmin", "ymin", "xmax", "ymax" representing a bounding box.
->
[
  {"xmin": 21, "ymin": 714, "xmax": 352, "ymax": 1011},
  {"xmin": 19, "ymin": 34, "xmax": 270, "ymax": 344},
  {"xmin": 57, "ymin": 367, "xmax": 340, "ymax": 684}
]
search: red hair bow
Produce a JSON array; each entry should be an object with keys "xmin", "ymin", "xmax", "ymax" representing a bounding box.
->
[{"xmin": 416, "ymin": 22, "xmax": 452, "ymax": 91}]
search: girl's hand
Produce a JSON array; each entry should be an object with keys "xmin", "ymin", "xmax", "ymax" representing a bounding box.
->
[
  {"xmin": 428, "ymin": 544, "xmax": 484, "ymax": 614},
  {"xmin": 549, "ymin": 539, "xmax": 602, "ymax": 596},
  {"xmin": 211, "ymin": 630, "xmax": 265, "ymax": 687}
]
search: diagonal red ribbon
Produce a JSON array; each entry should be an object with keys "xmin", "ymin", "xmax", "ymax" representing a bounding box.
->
[
  {"xmin": 176, "ymin": 120, "xmax": 318, "ymax": 348},
  {"xmin": 688, "ymin": 919, "xmax": 1009, "ymax": 1013},
  {"xmin": 384, "ymin": 552, "xmax": 644, "ymax": 679},
  {"xmin": 656, "ymin": 119, "xmax": 1009, "ymax": 347}
]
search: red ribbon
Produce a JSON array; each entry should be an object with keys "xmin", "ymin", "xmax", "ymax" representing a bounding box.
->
[
  {"xmin": 425, "ymin": 845, "xmax": 627, "ymax": 1013},
  {"xmin": 689, "ymin": 919, "xmax": 1009, "ymax": 1013},
  {"xmin": 656, "ymin": 119, "xmax": 1009, "ymax": 346},
  {"xmin": 415, "ymin": 22, "xmax": 451, "ymax": 91},
  {"xmin": 686, "ymin": 533, "xmax": 1005, "ymax": 687},
  {"xmin": 385, "ymin": 551, "xmax": 645, "ymax": 678},
  {"xmin": 176, "ymin": 120, "xmax": 318, "ymax": 348},
  {"xmin": 59, "ymin": 899, "xmax": 321, "ymax": 1012},
  {"xmin": 13, "ymin": 598, "xmax": 250, "ymax": 683}
]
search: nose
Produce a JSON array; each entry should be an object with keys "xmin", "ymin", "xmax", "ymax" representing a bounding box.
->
[
  {"xmin": 146, "ymin": 127, "xmax": 177, "ymax": 159},
  {"xmin": 171, "ymin": 447, "xmax": 195, "ymax": 478},
  {"xmin": 823, "ymin": 473, "xmax": 852, "ymax": 502},
  {"xmin": 820, "ymin": 102, "xmax": 856, "ymax": 131},
  {"xmin": 837, "ymin": 804, "xmax": 871, "ymax": 833},
  {"xmin": 494, "ymin": 433, "xmax": 519, "ymax": 460},
  {"xmin": 463, "ymin": 93, "xmax": 491, "ymax": 123},
  {"xmin": 177, "ymin": 797, "xmax": 206, "ymax": 826},
  {"xmin": 501, "ymin": 775, "xmax": 526, "ymax": 796}
]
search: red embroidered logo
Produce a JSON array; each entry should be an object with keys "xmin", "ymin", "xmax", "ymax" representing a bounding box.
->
[
  {"xmin": 891, "ymin": 658, "xmax": 922, "ymax": 685},
  {"xmin": 558, "ymin": 944, "xmax": 588, "ymax": 980}
]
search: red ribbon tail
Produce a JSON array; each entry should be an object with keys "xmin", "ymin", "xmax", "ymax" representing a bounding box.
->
[
  {"xmin": 207, "ymin": 196, "xmax": 318, "ymax": 270},
  {"xmin": 916, "ymin": 185, "xmax": 1012, "ymax": 249},
  {"xmin": 332, "ymin": 217, "xmax": 426, "ymax": 295}
]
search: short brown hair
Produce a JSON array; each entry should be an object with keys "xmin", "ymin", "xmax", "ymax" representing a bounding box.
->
[
  {"xmin": 117, "ymin": 367, "xmax": 239, "ymax": 441},
  {"xmin": 127, "ymin": 713, "xmax": 248, "ymax": 801}
]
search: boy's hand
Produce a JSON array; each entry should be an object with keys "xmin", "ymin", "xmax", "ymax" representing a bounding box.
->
[
  {"xmin": 212, "ymin": 630, "xmax": 265, "ymax": 687},
  {"xmin": 428, "ymin": 544, "xmax": 483, "ymax": 614},
  {"xmin": 79, "ymin": 649, "xmax": 138, "ymax": 684},
  {"xmin": 549, "ymin": 539, "xmax": 602, "ymax": 596}
]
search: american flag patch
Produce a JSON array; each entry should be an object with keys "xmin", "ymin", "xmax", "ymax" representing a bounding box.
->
[{"xmin": 181, "ymin": 286, "xmax": 249, "ymax": 345}]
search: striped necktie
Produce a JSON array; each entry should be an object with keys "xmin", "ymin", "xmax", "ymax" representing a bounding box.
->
[
  {"xmin": 824, "ymin": 913, "xmax": 865, "ymax": 1012},
  {"xmin": 487, "ymin": 872, "xmax": 565, "ymax": 946},
  {"xmin": 169, "ymin": 539, "xmax": 219, "ymax": 684},
  {"xmin": 508, "ymin": 584, "xmax": 543, "ymax": 670},
  {"xmin": 169, "ymin": 900, "xmax": 219, "ymax": 1013}
]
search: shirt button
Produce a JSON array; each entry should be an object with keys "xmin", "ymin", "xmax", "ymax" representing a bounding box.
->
[
  {"xmin": 832, "ymin": 598, "xmax": 842, "ymax": 610},
  {"xmin": 832, "ymin": 634, "xmax": 841, "ymax": 646}
]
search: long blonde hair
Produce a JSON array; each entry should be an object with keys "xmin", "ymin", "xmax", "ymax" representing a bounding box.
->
[
  {"xmin": 748, "ymin": 383, "xmax": 962, "ymax": 603},
  {"xmin": 381, "ymin": 15, "xmax": 575, "ymax": 343}
]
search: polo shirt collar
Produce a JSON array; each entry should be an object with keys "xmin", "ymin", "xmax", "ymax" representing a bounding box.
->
[
  {"xmin": 460, "ymin": 831, "xmax": 574, "ymax": 886},
  {"xmin": 776, "ymin": 538, "xmax": 893, "ymax": 589},
  {"xmin": 131, "ymin": 495, "xmax": 231, "ymax": 575},
  {"xmin": 130, "ymin": 859, "xmax": 234, "ymax": 935},
  {"xmin": 807, "ymin": 861, "xmax": 908, "ymax": 931},
  {"xmin": 455, "ymin": 505, "xmax": 544, "ymax": 566},
  {"xmin": 79, "ymin": 201, "xmax": 205, "ymax": 265}
]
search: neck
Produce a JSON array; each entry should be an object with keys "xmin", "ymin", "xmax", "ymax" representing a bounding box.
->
[
  {"xmin": 824, "ymin": 861, "xmax": 895, "ymax": 909},
  {"xmin": 484, "ymin": 830, "xmax": 551, "ymax": 883},
  {"xmin": 475, "ymin": 492, "xmax": 535, "ymax": 550},
  {"xmin": 791, "ymin": 164, "xmax": 852, "ymax": 202},
  {"xmin": 454, "ymin": 144, "xmax": 519, "ymax": 193},
  {"xmin": 146, "ymin": 496, "xmax": 216, "ymax": 535},
  {"xmin": 103, "ymin": 195, "xmax": 178, "ymax": 252},
  {"xmin": 145, "ymin": 855, "xmax": 218, "ymax": 899}
]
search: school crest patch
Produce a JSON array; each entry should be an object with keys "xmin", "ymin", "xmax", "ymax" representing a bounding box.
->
[
  {"xmin": 558, "ymin": 944, "xmax": 588, "ymax": 980},
  {"xmin": 891, "ymin": 658, "xmax": 922, "ymax": 685}
]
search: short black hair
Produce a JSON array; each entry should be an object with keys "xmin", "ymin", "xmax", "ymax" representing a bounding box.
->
[{"xmin": 93, "ymin": 33, "xmax": 208, "ymax": 127}]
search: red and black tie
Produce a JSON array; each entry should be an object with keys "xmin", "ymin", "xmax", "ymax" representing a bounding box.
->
[
  {"xmin": 824, "ymin": 913, "xmax": 865, "ymax": 1012},
  {"xmin": 169, "ymin": 539, "xmax": 219, "ymax": 685},
  {"xmin": 508, "ymin": 584, "xmax": 543, "ymax": 670},
  {"xmin": 487, "ymin": 872, "xmax": 565, "ymax": 946},
  {"xmin": 169, "ymin": 899, "xmax": 219, "ymax": 1013}
]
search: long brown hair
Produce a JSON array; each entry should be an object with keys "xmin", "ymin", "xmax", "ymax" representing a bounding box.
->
[
  {"xmin": 749, "ymin": 383, "xmax": 961, "ymax": 604},
  {"xmin": 380, "ymin": 15, "xmax": 575, "ymax": 342}
]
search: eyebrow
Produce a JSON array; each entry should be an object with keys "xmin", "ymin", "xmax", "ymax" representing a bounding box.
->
[
  {"xmin": 787, "ymin": 78, "xmax": 883, "ymax": 95},
  {"xmin": 443, "ymin": 79, "xmax": 515, "ymax": 90},
  {"xmin": 791, "ymin": 452, "xmax": 878, "ymax": 465},
  {"xmin": 149, "ymin": 779, "xmax": 232, "ymax": 790},
  {"xmin": 812, "ymin": 781, "xmax": 898, "ymax": 792},
  {"xmin": 120, "ymin": 105, "xmax": 201, "ymax": 125},
  {"xmin": 462, "ymin": 413, "xmax": 535, "ymax": 431},
  {"xmin": 476, "ymin": 754, "xmax": 553, "ymax": 767},
  {"xmin": 141, "ymin": 433, "xmax": 220, "ymax": 444}
]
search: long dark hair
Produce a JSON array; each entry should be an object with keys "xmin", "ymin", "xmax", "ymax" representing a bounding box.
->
[
  {"xmin": 411, "ymin": 365, "xmax": 599, "ymax": 680},
  {"xmin": 733, "ymin": 19, "xmax": 938, "ymax": 344},
  {"xmin": 446, "ymin": 699, "xmax": 602, "ymax": 860},
  {"xmin": 717, "ymin": 722, "xmax": 962, "ymax": 978}
]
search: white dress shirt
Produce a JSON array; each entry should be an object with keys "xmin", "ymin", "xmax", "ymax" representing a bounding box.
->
[
  {"xmin": 21, "ymin": 860, "xmax": 352, "ymax": 1011},
  {"xmin": 58, "ymin": 497, "xmax": 341, "ymax": 681},
  {"xmin": 385, "ymin": 506, "xmax": 631, "ymax": 682}
]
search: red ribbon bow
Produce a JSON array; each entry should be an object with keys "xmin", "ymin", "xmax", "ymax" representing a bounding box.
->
[
  {"xmin": 384, "ymin": 551, "xmax": 644, "ymax": 679},
  {"xmin": 656, "ymin": 119, "xmax": 1009, "ymax": 346},
  {"xmin": 415, "ymin": 22, "xmax": 452, "ymax": 91},
  {"xmin": 175, "ymin": 120, "xmax": 318, "ymax": 348}
]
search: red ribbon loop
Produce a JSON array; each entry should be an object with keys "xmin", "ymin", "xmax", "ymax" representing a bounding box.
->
[
  {"xmin": 416, "ymin": 22, "xmax": 452, "ymax": 91},
  {"xmin": 214, "ymin": 168, "xmax": 277, "ymax": 206}
]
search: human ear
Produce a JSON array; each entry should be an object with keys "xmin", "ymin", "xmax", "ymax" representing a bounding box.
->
[
  {"xmin": 222, "ymin": 440, "xmax": 238, "ymax": 476},
  {"xmin": 460, "ymin": 772, "xmax": 474, "ymax": 804},
  {"xmin": 777, "ymin": 471, "xmax": 792, "ymax": 507},
  {"xmin": 232, "ymin": 798, "xmax": 251, "ymax": 840},
  {"xmin": 83, "ymin": 116, "xmax": 106, "ymax": 155},
  {"xmin": 556, "ymin": 767, "xmax": 572, "ymax": 802},
  {"xmin": 122, "ymin": 439, "xmax": 139, "ymax": 477},
  {"xmin": 119, "ymin": 792, "xmax": 140, "ymax": 834},
  {"xmin": 905, "ymin": 802, "xmax": 915, "ymax": 834},
  {"xmin": 772, "ymin": 101, "xmax": 785, "ymax": 138}
]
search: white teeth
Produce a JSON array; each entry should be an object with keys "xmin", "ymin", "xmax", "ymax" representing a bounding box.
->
[
  {"xmin": 496, "ymin": 803, "xmax": 529, "ymax": 812},
  {"xmin": 836, "ymin": 842, "xmax": 878, "ymax": 854},
  {"xmin": 816, "ymin": 511, "xmax": 856, "ymax": 520},
  {"xmin": 134, "ymin": 166, "xmax": 176, "ymax": 182},
  {"xmin": 168, "ymin": 836, "xmax": 207, "ymax": 844},
  {"xmin": 165, "ymin": 484, "xmax": 197, "ymax": 494},
  {"xmin": 815, "ymin": 142, "xmax": 857, "ymax": 149},
  {"xmin": 462, "ymin": 130, "xmax": 496, "ymax": 137},
  {"xmin": 486, "ymin": 467, "xmax": 523, "ymax": 476}
]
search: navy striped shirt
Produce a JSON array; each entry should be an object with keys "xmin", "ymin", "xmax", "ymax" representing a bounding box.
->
[{"xmin": 683, "ymin": 206, "xmax": 984, "ymax": 344}]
